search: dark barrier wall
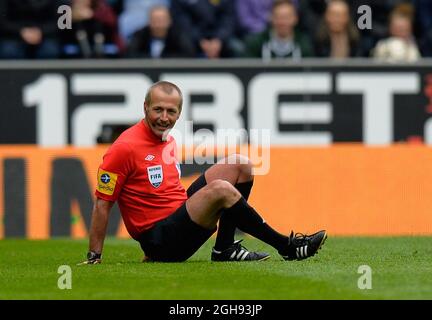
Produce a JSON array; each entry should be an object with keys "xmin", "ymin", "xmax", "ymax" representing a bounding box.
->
[{"xmin": 0, "ymin": 59, "xmax": 431, "ymax": 146}]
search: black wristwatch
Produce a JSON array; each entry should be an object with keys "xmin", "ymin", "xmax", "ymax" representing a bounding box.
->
[{"xmin": 87, "ymin": 251, "xmax": 101, "ymax": 260}]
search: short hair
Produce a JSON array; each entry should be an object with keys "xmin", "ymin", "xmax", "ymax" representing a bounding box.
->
[
  {"xmin": 389, "ymin": 3, "xmax": 415, "ymax": 23},
  {"xmin": 272, "ymin": 0, "xmax": 296, "ymax": 12},
  {"xmin": 144, "ymin": 81, "xmax": 183, "ymax": 111}
]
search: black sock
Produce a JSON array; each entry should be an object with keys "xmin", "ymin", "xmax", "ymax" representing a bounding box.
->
[
  {"xmin": 214, "ymin": 181, "xmax": 252, "ymax": 251},
  {"xmin": 236, "ymin": 181, "xmax": 253, "ymax": 200},
  {"xmin": 222, "ymin": 197, "xmax": 288, "ymax": 253}
]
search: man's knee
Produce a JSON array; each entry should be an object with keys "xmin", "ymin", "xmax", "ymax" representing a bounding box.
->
[
  {"xmin": 207, "ymin": 179, "xmax": 240, "ymax": 202},
  {"xmin": 228, "ymin": 154, "xmax": 253, "ymax": 180}
]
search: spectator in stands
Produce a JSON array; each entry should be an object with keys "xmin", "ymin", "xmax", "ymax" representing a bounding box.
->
[
  {"xmin": 0, "ymin": 0, "xmax": 62, "ymax": 59},
  {"xmin": 314, "ymin": 0, "xmax": 361, "ymax": 58},
  {"xmin": 119, "ymin": 0, "xmax": 170, "ymax": 44},
  {"xmin": 127, "ymin": 5, "xmax": 195, "ymax": 58},
  {"xmin": 61, "ymin": 0, "xmax": 125, "ymax": 58},
  {"xmin": 235, "ymin": 0, "xmax": 273, "ymax": 37},
  {"xmin": 170, "ymin": 0, "xmax": 239, "ymax": 58},
  {"xmin": 243, "ymin": 0, "xmax": 313, "ymax": 61},
  {"xmin": 372, "ymin": 3, "xmax": 421, "ymax": 62},
  {"xmin": 348, "ymin": 0, "xmax": 411, "ymax": 57}
]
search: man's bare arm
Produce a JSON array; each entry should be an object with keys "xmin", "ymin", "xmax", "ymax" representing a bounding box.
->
[
  {"xmin": 89, "ymin": 198, "xmax": 114, "ymax": 253},
  {"xmin": 80, "ymin": 198, "xmax": 114, "ymax": 264}
]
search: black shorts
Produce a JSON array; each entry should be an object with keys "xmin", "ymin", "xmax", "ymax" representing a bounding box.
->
[{"xmin": 138, "ymin": 174, "xmax": 216, "ymax": 262}]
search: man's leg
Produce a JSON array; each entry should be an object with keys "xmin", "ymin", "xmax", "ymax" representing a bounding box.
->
[
  {"xmin": 201, "ymin": 155, "xmax": 287, "ymax": 252},
  {"xmin": 213, "ymin": 180, "xmax": 250, "ymax": 250},
  {"xmin": 185, "ymin": 179, "xmax": 241, "ymax": 230},
  {"xmin": 186, "ymin": 154, "xmax": 327, "ymax": 261},
  {"xmin": 205, "ymin": 154, "xmax": 252, "ymax": 250},
  {"xmin": 185, "ymin": 154, "xmax": 252, "ymax": 247}
]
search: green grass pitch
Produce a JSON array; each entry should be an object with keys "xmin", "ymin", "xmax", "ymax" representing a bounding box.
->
[{"xmin": 1, "ymin": 236, "xmax": 431, "ymax": 299}]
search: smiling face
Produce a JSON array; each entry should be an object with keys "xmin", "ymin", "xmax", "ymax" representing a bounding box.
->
[{"xmin": 144, "ymin": 86, "xmax": 181, "ymax": 138}]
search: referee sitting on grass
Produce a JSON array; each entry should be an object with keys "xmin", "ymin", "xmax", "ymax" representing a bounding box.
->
[{"xmin": 81, "ymin": 81, "xmax": 327, "ymax": 264}]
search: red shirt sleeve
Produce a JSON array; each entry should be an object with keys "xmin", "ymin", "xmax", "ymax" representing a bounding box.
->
[{"xmin": 95, "ymin": 142, "xmax": 133, "ymax": 202}]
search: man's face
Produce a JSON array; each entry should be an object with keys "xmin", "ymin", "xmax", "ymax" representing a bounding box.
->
[
  {"xmin": 150, "ymin": 7, "xmax": 171, "ymax": 38},
  {"xmin": 271, "ymin": 4, "xmax": 298, "ymax": 38},
  {"xmin": 144, "ymin": 87, "xmax": 181, "ymax": 138}
]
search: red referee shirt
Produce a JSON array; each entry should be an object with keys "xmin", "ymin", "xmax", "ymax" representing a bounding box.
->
[{"xmin": 95, "ymin": 120, "xmax": 188, "ymax": 239}]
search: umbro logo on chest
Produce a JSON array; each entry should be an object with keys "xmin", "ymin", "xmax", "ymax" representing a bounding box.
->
[{"xmin": 145, "ymin": 154, "xmax": 155, "ymax": 161}]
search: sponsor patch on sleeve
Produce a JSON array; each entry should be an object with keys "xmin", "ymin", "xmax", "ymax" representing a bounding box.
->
[{"xmin": 97, "ymin": 169, "xmax": 118, "ymax": 196}]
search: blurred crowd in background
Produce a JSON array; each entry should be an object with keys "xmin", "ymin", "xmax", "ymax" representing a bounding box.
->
[{"xmin": 0, "ymin": 0, "xmax": 430, "ymax": 62}]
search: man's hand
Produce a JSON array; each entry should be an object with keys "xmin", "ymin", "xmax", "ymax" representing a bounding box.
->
[{"xmin": 78, "ymin": 251, "xmax": 102, "ymax": 265}]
